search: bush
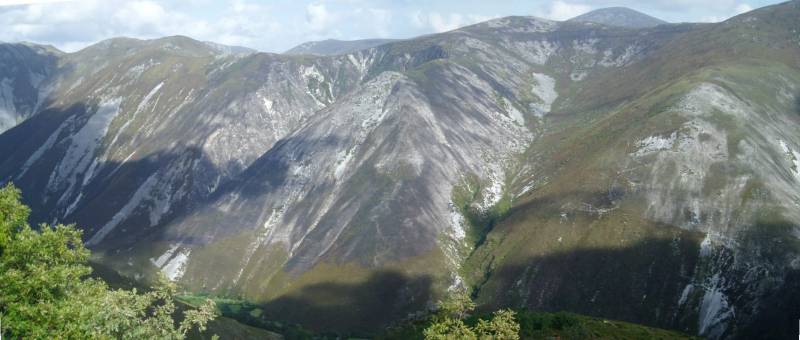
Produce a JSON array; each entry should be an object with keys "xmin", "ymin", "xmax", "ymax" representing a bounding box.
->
[
  {"xmin": 0, "ymin": 183, "xmax": 217, "ymax": 339},
  {"xmin": 424, "ymin": 292, "xmax": 519, "ymax": 340}
]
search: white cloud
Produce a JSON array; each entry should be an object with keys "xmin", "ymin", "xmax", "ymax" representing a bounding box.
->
[
  {"xmin": 346, "ymin": 7, "xmax": 392, "ymax": 38},
  {"xmin": 0, "ymin": 0, "xmax": 70, "ymax": 6},
  {"xmin": 698, "ymin": 2, "xmax": 753, "ymax": 22},
  {"xmin": 113, "ymin": 1, "xmax": 170, "ymax": 33},
  {"xmin": 0, "ymin": 0, "xmax": 777, "ymax": 54},
  {"xmin": 300, "ymin": 3, "xmax": 400, "ymax": 41},
  {"xmin": 539, "ymin": 0, "xmax": 592, "ymax": 21},
  {"xmin": 734, "ymin": 3, "xmax": 753, "ymax": 14},
  {"xmin": 306, "ymin": 2, "xmax": 336, "ymax": 33},
  {"xmin": 429, "ymin": 13, "xmax": 463, "ymax": 32},
  {"xmin": 411, "ymin": 11, "xmax": 496, "ymax": 33},
  {"xmin": 0, "ymin": 0, "xmax": 281, "ymax": 51},
  {"xmin": 699, "ymin": 15, "xmax": 723, "ymax": 23}
]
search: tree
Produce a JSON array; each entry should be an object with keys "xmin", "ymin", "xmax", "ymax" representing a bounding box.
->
[
  {"xmin": 423, "ymin": 317, "xmax": 476, "ymax": 340},
  {"xmin": 434, "ymin": 291, "xmax": 476, "ymax": 321},
  {"xmin": 0, "ymin": 183, "xmax": 216, "ymax": 339},
  {"xmin": 424, "ymin": 291, "xmax": 520, "ymax": 340},
  {"xmin": 474, "ymin": 309, "xmax": 520, "ymax": 339}
]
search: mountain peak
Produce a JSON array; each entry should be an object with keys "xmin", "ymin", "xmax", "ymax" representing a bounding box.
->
[
  {"xmin": 284, "ymin": 38, "xmax": 397, "ymax": 56},
  {"xmin": 568, "ymin": 7, "xmax": 668, "ymax": 28},
  {"xmin": 202, "ymin": 41, "xmax": 256, "ymax": 56},
  {"xmin": 75, "ymin": 35, "xmax": 226, "ymax": 58}
]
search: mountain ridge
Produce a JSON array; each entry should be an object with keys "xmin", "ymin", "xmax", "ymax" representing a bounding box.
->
[
  {"xmin": 284, "ymin": 38, "xmax": 398, "ymax": 56},
  {"xmin": 568, "ymin": 7, "xmax": 668, "ymax": 28}
]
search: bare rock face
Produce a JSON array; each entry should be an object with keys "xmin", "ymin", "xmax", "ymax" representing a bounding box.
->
[{"xmin": 1, "ymin": 1, "xmax": 800, "ymax": 337}]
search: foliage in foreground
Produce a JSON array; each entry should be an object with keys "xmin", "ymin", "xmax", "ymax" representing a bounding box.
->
[
  {"xmin": 0, "ymin": 183, "xmax": 217, "ymax": 339},
  {"xmin": 423, "ymin": 292, "xmax": 520, "ymax": 340},
  {"xmin": 386, "ymin": 308, "xmax": 699, "ymax": 340},
  {"xmin": 382, "ymin": 291, "xmax": 697, "ymax": 340}
]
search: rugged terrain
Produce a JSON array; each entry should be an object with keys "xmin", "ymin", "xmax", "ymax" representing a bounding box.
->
[{"xmin": 1, "ymin": 3, "xmax": 799, "ymax": 339}]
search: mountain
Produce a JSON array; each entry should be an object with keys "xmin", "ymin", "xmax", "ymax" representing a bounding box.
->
[
  {"xmin": 2, "ymin": 1, "xmax": 800, "ymax": 338},
  {"xmin": 284, "ymin": 38, "xmax": 398, "ymax": 55},
  {"xmin": 568, "ymin": 7, "xmax": 668, "ymax": 28},
  {"xmin": 202, "ymin": 41, "xmax": 257, "ymax": 56},
  {"xmin": 0, "ymin": 42, "xmax": 61, "ymax": 133}
]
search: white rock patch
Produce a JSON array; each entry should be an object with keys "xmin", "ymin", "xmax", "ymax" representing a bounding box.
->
[
  {"xmin": 678, "ymin": 284, "xmax": 694, "ymax": 306},
  {"xmin": 698, "ymin": 275, "xmax": 734, "ymax": 338},
  {"xmin": 633, "ymin": 132, "xmax": 677, "ymax": 156},
  {"xmin": 599, "ymin": 45, "xmax": 641, "ymax": 67},
  {"xmin": 778, "ymin": 139, "xmax": 800, "ymax": 180},
  {"xmin": 0, "ymin": 78, "xmax": 17, "ymax": 133},
  {"xmin": 449, "ymin": 201, "xmax": 466, "ymax": 240},
  {"xmin": 16, "ymin": 116, "xmax": 75, "ymax": 180},
  {"xmin": 150, "ymin": 244, "xmax": 190, "ymax": 281},
  {"xmin": 334, "ymin": 149, "xmax": 355, "ymax": 180},
  {"xmin": 480, "ymin": 171, "xmax": 504, "ymax": 211},
  {"xmin": 48, "ymin": 97, "xmax": 121, "ymax": 207},
  {"xmin": 529, "ymin": 73, "xmax": 557, "ymax": 117},
  {"xmin": 151, "ymin": 243, "xmax": 181, "ymax": 267},
  {"xmin": 162, "ymin": 250, "xmax": 190, "ymax": 281}
]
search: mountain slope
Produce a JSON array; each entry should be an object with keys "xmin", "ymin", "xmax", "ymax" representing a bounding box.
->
[
  {"xmin": 0, "ymin": 35, "xmax": 371, "ymax": 259},
  {"xmin": 1, "ymin": 2, "xmax": 799, "ymax": 338},
  {"xmin": 0, "ymin": 42, "xmax": 61, "ymax": 132},
  {"xmin": 568, "ymin": 7, "xmax": 668, "ymax": 28},
  {"xmin": 470, "ymin": 3, "xmax": 800, "ymax": 339}
]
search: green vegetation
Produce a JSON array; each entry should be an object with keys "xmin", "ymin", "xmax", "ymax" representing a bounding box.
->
[
  {"xmin": 387, "ymin": 311, "xmax": 698, "ymax": 340},
  {"xmin": 182, "ymin": 289, "xmax": 698, "ymax": 339},
  {"xmin": 382, "ymin": 292, "xmax": 697, "ymax": 340},
  {"xmin": 422, "ymin": 292, "xmax": 520, "ymax": 340},
  {"xmin": 513, "ymin": 311, "xmax": 700, "ymax": 340},
  {"xmin": 179, "ymin": 294, "xmax": 314, "ymax": 339},
  {"xmin": 0, "ymin": 183, "xmax": 217, "ymax": 339},
  {"xmin": 450, "ymin": 174, "xmax": 515, "ymax": 292},
  {"xmin": 451, "ymin": 175, "xmax": 513, "ymax": 252}
]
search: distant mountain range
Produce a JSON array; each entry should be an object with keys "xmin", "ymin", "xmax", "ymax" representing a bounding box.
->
[
  {"xmin": 2, "ymin": 3, "xmax": 800, "ymax": 339},
  {"xmin": 284, "ymin": 38, "xmax": 398, "ymax": 56},
  {"xmin": 283, "ymin": 8, "xmax": 668, "ymax": 57}
]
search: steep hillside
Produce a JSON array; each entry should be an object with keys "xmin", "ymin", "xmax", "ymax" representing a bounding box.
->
[
  {"xmin": 0, "ymin": 42, "xmax": 61, "ymax": 132},
  {"xmin": 468, "ymin": 2, "xmax": 800, "ymax": 339},
  {"xmin": 0, "ymin": 1, "xmax": 799, "ymax": 338}
]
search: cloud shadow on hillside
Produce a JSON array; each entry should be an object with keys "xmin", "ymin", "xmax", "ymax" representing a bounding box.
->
[{"xmin": 252, "ymin": 269, "xmax": 433, "ymax": 337}]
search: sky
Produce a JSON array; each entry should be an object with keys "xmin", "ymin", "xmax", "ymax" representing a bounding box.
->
[{"xmin": 0, "ymin": 0, "xmax": 785, "ymax": 53}]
